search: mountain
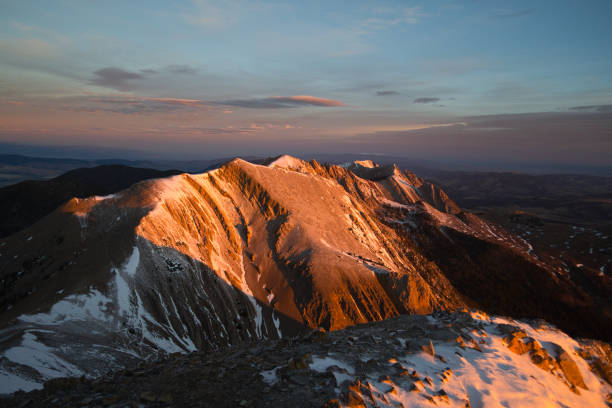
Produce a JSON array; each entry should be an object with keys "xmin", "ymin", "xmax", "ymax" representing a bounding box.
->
[
  {"xmin": 422, "ymin": 170, "xmax": 612, "ymax": 225},
  {"xmin": 0, "ymin": 155, "xmax": 610, "ymax": 395},
  {"xmin": 0, "ymin": 154, "xmax": 92, "ymax": 187},
  {"xmin": 0, "ymin": 153, "xmax": 257, "ymax": 188},
  {"xmin": 0, "ymin": 165, "xmax": 182, "ymax": 238},
  {"xmin": 2, "ymin": 310, "xmax": 611, "ymax": 407}
]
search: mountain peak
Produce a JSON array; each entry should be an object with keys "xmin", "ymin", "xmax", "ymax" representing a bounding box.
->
[
  {"xmin": 352, "ymin": 159, "xmax": 379, "ymax": 168},
  {"xmin": 266, "ymin": 154, "xmax": 309, "ymax": 171}
]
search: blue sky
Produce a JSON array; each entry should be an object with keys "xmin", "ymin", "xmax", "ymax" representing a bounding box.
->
[{"xmin": 0, "ymin": 0, "xmax": 611, "ymax": 167}]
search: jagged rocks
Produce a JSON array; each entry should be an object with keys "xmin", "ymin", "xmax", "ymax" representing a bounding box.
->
[
  {"xmin": 502, "ymin": 326, "xmax": 589, "ymax": 394},
  {"xmin": 580, "ymin": 340, "xmax": 612, "ymax": 386},
  {"xmin": 556, "ymin": 348, "xmax": 588, "ymax": 392}
]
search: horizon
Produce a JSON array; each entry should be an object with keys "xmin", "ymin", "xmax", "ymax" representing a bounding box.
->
[
  {"xmin": 3, "ymin": 145, "xmax": 612, "ymax": 176},
  {"xmin": 1, "ymin": 1, "xmax": 611, "ymax": 171}
]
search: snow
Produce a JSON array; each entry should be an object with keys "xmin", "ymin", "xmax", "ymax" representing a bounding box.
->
[
  {"xmin": 267, "ymin": 155, "xmax": 306, "ymax": 170},
  {"xmin": 261, "ymin": 366, "xmax": 280, "ymax": 385},
  {"xmin": 381, "ymin": 199, "xmax": 412, "ymax": 209},
  {"xmin": 94, "ymin": 193, "xmax": 116, "ymax": 200},
  {"xmin": 272, "ymin": 311, "xmax": 282, "ymax": 338},
  {"xmin": 353, "ymin": 160, "xmax": 377, "ymax": 168},
  {"xmin": 394, "ymin": 176, "xmax": 420, "ymax": 194},
  {"xmin": 332, "ymin": 371, "xmax": 354, "ymax": 386},
  {"xmin": 360, "ymin": 314, "xmax": 612, "ymax": 408},
  {"xmin": 4, "ymin": 333, "xmax": 83, "ymax": 379},
  {"xmin": 0, "ymin": 372, "xmax": 42, "ymax": 394},
  {"xmin": 310, "ymin": 356, "xmax": 354, "ymax": 374},
  {"xmin": 123, "ymin": 246, "xmax": 140, "ymax": 276},
  {"xmin": 18, "ymin": 289, "xmax": 113, "ymax": 325},
  {"xmin": 344, "ymin": 329, "xmax": 605, "ymax": 406},
  {"xmin": 7, "ymin": 244, "xmax": 197, "ymax": 394},
  {"xmin": 310, "ymin": 356, "xmax": 356, "ymax": 387},
  {"xmin": 1, "ymin": 332, "xmax": 84, "ymax": 394}
]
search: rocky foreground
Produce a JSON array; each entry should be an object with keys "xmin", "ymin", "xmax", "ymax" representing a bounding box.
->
[{"xmin": 2, "ymin": 309, "xmax": 611, "ymax": 408}]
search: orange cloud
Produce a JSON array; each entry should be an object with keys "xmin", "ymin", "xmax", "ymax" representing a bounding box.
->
[
  {"xmin": 271, "ymin": 95, "xmax": 345, "ymax": 107},
  {"xmin": 217, "ymin": 95, "xmax": 345, "ymax": 109}
]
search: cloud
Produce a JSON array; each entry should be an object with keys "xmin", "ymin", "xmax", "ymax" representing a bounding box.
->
[
  {"xmin": 89, "ymin": 67, "xmax": 147, "ymax": 91},
  {"xmin": 217, "ymin": 95, "xmax": 345, "ymax": 109},
  {"xmin": 63, "ymin": 95, "xmax": 206, "ymax": 114},
  {"xmin": 413, "ymin": 97, "xmax": 440, "ymax": 104},
  {"xmin": 361, "ymin": 6, "xmax": 423, "ymax": 30},
  {"xmin": 0, "ymin": 100, "xmax": 24, "ymax": 106},
  {"xmin": 165, "ymin": 64, "xmax": 198, "ymax": 75},
  {"xmin": 0, "ymin": 38, "xmax": 57, "ymax": 58},
  {"xmin": 492, "ymin": 9, "xmax": 533, "ymax": 19},
  {"xmin": 184, "ymin": 0, "xmax": 290, "ymax": 29},
  {"xmin": 342, "ymin": 111, "xmax": 612, "ymax": 168},
  {"xmin": 274, "ymin": 95, "xmax": 345, "ymax": 106},
  {"xmin": 88, "ymin": 65, "xmax": 199, "ymax": 90},
  {"xmin": 570, "ymin": 104, "xmax": 612, "ymax": 113},
  {"xmin": 184, "ymin": 0, "xmax": 238, "ymax": 29},
  {"xmin": 376, "ymin": 90, "xmax": 400, "ymax": 96}
]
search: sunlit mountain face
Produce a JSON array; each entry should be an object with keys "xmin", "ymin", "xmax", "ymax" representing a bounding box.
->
[{"xmin": 1, "ymin": 1, "xmax": 611, "ymax": 406}]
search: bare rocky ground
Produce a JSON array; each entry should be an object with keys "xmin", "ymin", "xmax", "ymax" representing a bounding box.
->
[{"xmin": 2, "ymin": 309, "xmax": 611, "ymax": 408}]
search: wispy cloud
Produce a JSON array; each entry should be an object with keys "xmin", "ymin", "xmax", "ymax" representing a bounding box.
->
[
  {"xmin": 89, "ymin": 67, "xmax": 147, "ymax": 91},
  {"xmin": 217, "ymin": 95, "xmax": 345, "ymax": 109},
  {"xmin": 0, "ymin": 100, "xmax": 24, "ymax": 106},
  {"xmin": 570, "ymin": 104, "xmax": 612, "ymax": 113},
  {"xmin": 361, "ymin": 6, "xmax": 423, "ymax": 30},
  {"xmin": 184, "ymin": 0, "xmax": 239, "ymax": 28},
  {"xmin": 87, "ymin": 64, "xmax": 200, "ymax": 91},
  {"xmin": 376, "ymin": 90, "xmax": 400, "ymax": 96},
  {"xmin": 0, "ymin": 38, "xmax": 57, "ymax": 58},
  {"xmin": 165, "ymin": 64, "xmax": 198, "ymax": 75},
  {"xmin": 414, "ymin": 97, "xmax": 440, "ymax": 104},
  {"xmin": 62, "ymin": 95, "xmax": 207, "ymax": 114},
  {"xmin": 184, "ymin": 0, "xmax": 288, "ymax": 29}
]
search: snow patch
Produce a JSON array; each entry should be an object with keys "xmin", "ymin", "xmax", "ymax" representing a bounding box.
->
[
  {"xmin": 261, "ymin": 366, "xmax": 280, "ymax": 385},
  {"xmin": 310, "ymin": 356, "xmax": 354, "ymax": 374}
]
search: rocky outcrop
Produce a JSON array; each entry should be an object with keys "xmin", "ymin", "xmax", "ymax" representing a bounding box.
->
[{"xmin": 501, "ymin": 325, "xmax": 589, "ymax": 394}]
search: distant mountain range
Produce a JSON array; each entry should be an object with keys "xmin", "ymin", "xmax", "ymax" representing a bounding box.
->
[{"xmin": 0, "ymin": 153, "xmax": 233, "ymax": 187}]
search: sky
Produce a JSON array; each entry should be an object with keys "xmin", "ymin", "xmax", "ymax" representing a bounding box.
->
[{"xmin": 0, "ymin": 0, "xmax": 611, "ymax": 170}]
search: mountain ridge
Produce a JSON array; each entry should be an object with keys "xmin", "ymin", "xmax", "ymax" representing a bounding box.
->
[{"xmin": 0, "ymin": 155, "xmax": 610, "ymax": 395}]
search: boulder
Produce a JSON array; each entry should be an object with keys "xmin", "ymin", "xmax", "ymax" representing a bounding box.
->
[{"xmin": 555, "ymin": 348, "xmax": 588, "ymax": 391}]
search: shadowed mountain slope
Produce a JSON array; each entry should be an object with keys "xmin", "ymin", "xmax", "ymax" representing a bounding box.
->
[{"xmin": 0, "ymin": 165, "xmax": 182, "ymax": 238}]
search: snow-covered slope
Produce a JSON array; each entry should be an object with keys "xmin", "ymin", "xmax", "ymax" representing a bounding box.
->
[{"xmin": 2, "ymin": 310, "xmax": 611, "ymax": 407}]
